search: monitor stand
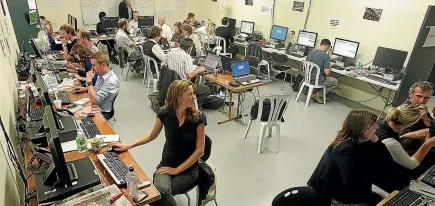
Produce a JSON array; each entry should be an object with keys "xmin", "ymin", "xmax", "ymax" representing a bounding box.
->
[{"xmin": 35, "ymin": 157, "xmax": 101, "ymax": 204}]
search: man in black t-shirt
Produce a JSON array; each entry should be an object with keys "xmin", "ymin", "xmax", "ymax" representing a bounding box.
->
[
  {"xmin": 60, "ymin": 24, "xmax": 78, "ymax": 61},
  {"xmin": 215, "ymin": 17, "xmax": 238, "ymax": 57}
]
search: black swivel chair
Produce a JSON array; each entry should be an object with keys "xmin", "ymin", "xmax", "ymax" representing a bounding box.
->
[
  {"xmin": 271, "ymin": 52, "xmax": 291, "ymax": 90},
  {"xmin": 102, "ymin": 93, "xmax": 118, "ymax": 121},
  {"xmin": 272, "ymin": 186, "xmax": 320, "ymax": 206}
]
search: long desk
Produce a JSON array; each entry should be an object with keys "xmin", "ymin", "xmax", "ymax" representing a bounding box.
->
[
  {"xmin": 203, "ymin": 73, "xmax": 270, "ymax": 124},
  {"xmin": 25, "ymin": 87, "xmax": 160, "ymax": 205}
]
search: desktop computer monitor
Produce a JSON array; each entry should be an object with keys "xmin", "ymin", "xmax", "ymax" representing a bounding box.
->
[
  {"xmin": 240, "ymin": 20, "xmax": 255, "ymax": 35},
  {"xmin": 332, "ymin": 38, "xmax": 360, "ymax": 59},
  {"xmin": 67, "ymin": 14, "xmax": 71, "ymax": 25},
  {"xmin": 30, "ymin": 39, "xmax": 43, "ymax": 58},
  {"xmin": 72, "ymin": 16, "xmax": 78, "ymax": 31},
  {"xmin": 232, "ymin": 60, "xmax": 250, "ymax": 77},
  {"xmin": 270, "ymin": 25, "xmax": 288, "ymax": 41},
  {"xmin": 102, "ymin": 17, "xmax": 120, "ymax": 30},
  {"xmin": 297, "ymin": 30, "xmax": 318, "ymax": 48},
  {"xmin": 229, "ymin": 18, "xmax": 236, "ymax": 34},
  {"xmin": 373, "ymin": 47, "xmax": 408, "ymax": 71},
  {"xmin": 42, "ymin": 105, "xmax": 77, "ymax": 186},
  {"xmin": 138, "ymin": 16, "xmax": 154, "ymax": 28}
]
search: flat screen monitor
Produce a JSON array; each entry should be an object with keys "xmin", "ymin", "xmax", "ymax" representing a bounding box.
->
[
  {"xmin": 231, "ymin": 60, "xmax": 250, "ymax": 77},
  {"xmin": 228, "ymin": 18, "xmax": 236, "ymax": 34},
  {"xmin": 373, "ymin": 47, "xmax": 408, "ymax": 71},
  {"xmin": 102, "ymin": 17, "xmax": 120, "ymax": 30},
  {"xmin": 332, "ymin": 38, "xmax": 360, "ymax": 59},
  {"xmin": 30, "ymin": 39, "xmax": 43, "ymax": 58},
  {"xmin": 297, "ymin": 30, "xmax": 317, "ymax": 48},
  {"xmin": 68, "ymin": 14, "xmax": 72, "ymax": 25},
  {"xmin": 240, "ymin": 21, "xmax": 255, "ymax": 35},
  {"xmin": 138, "ymin": 16, "xmax": 154, "ymax": 28},
  {"xmin": 270, "ymin": 25, "xmax": 288, "ymax": 41},
  {"xmin": 72, "ymin": 17, "xmax": 77, "ymax": 31}
]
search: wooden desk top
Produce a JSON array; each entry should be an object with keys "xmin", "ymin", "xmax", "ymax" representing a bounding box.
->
[
  {"xmin": 203, "ymin": 73, "xmax": 270, "ymax": 93},
  {"xmin": 26, "ymin": 88, "xmax": 160, "ymax": 205},
  {"xmin": 376, "ymin": 190, "xmax": 399, "ymax": 206}
]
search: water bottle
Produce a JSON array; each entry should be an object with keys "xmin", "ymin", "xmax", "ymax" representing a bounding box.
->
[
  {"xmin": 75, "ymin": 129, "xmax": 87, "ymax": 153},
  {"xmin": 126, "ymin": 165, "xmax": 138, "ymax": 196},
  {"xmin": 356, "ymin": 59, "xmax": 362, "ymax": 69}
]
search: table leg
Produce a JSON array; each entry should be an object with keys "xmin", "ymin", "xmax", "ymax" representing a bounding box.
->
[
  {"xmin": 377, "ymin": 89, "xmax": 393, "ymax": 119},
  {"xmin": 218, "ymin": 90, "xmax": 243, "ymax": 124}
]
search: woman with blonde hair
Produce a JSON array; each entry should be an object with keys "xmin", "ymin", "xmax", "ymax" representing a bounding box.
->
[
  {"xmin": 112, "ymin": 80, "xmax": 206, "ymax": 206},
  {"xmin": 377, "ymin": 104, "xmax": 435, "ymax": 170},
  {"xmin": 308, "ymin": 109, "xmax": 382, "ymax": 205},
  {"xmin": 195, "ymin": 19, "xmax": 216, "ymax": 35}
]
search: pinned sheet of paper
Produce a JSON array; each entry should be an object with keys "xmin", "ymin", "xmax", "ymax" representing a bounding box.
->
[
  {"xmin": 423, "ymin": 26, "xmax": 435, "ymax": 48},
  {"xmin": 329, "ymin": 18, "xmax": 340, "ymax": 29}
]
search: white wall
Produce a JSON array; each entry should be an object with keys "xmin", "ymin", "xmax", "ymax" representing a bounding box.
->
[
  {"xmin": 0, "ymin": 0, "xmax": 24, "ymax": 205},
  {"xmin": 36, "ymin": 0, "xmax": 198, "ymax": 32}
]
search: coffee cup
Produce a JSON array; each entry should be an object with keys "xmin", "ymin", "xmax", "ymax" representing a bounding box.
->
[
  {"xmin": 53, "ymin": 99, "xmax": 62, "ymax": 109},
  {"xmin": 89, "ymin": 138, "xmax": 103, "ymax": 153}
]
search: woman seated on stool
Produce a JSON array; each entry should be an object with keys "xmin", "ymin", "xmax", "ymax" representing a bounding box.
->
[
  {"xmin": 377, "ymin": 104, "xmax": 435, "ymax": 177},
  {"xmin": 308, "ymin": 109, "xmax": 382, "ymax": 205},
  {"xmin": 112, "ymin": 80, "xmax": 206, "ymax": 206}
]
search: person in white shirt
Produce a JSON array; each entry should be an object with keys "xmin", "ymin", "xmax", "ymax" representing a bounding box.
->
[
  {"xmin": 376, "ymin": 104, "xmax": 435, "ymax": 171},
  {"xmin": 128, "ymin": 11, "xmax": 139, "ymax": 35},
  {"xmin": 157, "ymin": 16, "xmax": 173, "ymax": 40},
  {"xmin": 181, "ymin": 23, "xmax": 202, "ymax": 56},
  {"xmin": 142, "ymin": 26, "xmax": 166, "ymax": 74}
]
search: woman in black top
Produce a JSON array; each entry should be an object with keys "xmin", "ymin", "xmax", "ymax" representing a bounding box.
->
[
  {"xmin": 118, "ymin": 0, "xmax": 133, "ymax": 20},
  {"xmin": 308, "ymin": 110, "xmax": 382, "ymax": 205},
  {"xmin": 112, "ymin": 80, "xmax": 206, "ymax": 206}
]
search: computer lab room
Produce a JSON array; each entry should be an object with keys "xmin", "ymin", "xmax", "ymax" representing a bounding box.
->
[{"xmin": 2, "ymin": 0, "xmax": 435, "ymax": 205}]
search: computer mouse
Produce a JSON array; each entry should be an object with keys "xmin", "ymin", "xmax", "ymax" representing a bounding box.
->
[
  {"xmin": 107, "ymin": 145, "xmax": 114, "ymax": 152},
  {"xmin": 229, "ymin": 81, "xmax": 240, "ymax": 87},
  {"xmin": 87, "ymin": 113, "xmax": 95, "ymax": 118}
]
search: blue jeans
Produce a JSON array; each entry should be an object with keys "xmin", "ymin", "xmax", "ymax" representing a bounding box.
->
[{"xmin": 150, "ymin": 169, "xmax": 198, "ymax": 206}]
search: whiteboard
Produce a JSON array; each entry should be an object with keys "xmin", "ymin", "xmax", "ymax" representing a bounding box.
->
[{"xmin": 80, "ymin": 0, "xmax": 156, "ymax": 25}]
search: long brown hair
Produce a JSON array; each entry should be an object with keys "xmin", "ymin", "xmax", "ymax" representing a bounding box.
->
[
  {"xmin": 165, "ymin": 80, "xmax": 199, "ymax": 122},
  {"xmin": 331, "ymin": 109, "xmax": 377, "ymax": 147},
  {"xmin": 174, "ymin": 22, "xmax": 182, "ymax": 35},
  {"xmin": 71, "ymin": 43, "xmax": 93, "ymax": 67}
]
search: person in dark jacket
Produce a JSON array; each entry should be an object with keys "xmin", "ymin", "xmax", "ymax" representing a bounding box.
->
[
  {"xmin": 118, "ymin": 0, "xmax": 132, "ymax": 20},
  {"xmin": 96, "ymin": 12, "xmax": 116, "ymax": 59},
  {"xmin": 308, "ymin": 109, "xmax": 382, "ymax": 206},
  {"xmin": 215, "ymin": 17, "xmax": 238, "ymax": 57}
]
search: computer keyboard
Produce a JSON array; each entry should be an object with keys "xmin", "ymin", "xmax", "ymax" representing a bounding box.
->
[
  {"xmin": 97, "ymin": 152, "xmax": 129, "ymax": 185},
  {"xmin": 56, "ymin": 72, "xmax": 70, "ymax": 82},
  {"xmin": 56, "ymin": 91, "xmax": 72, "ymax": 105},
  {"xmin": 236, "ymin": 75, "xmax": 258, "ymax": 83},
  {"xmin": 421, "ymin": 165, "xmax": 435, "ymax": 188},
  {"xmin": 76, "ymin": 117, "xmax": 101, "ymax": 138},
  {"xmin": 331, "ymin": 64, "xmax": 345, "ymax": 71},
  {"xmin": 366, "ymin": 74, "xmax": 396, "ymax": 85},
  {"xmin": 383, "ymin": 188, "xmax": 426, "ymax": 206},
  {"xmin": 286, "ymin": 52, "xmax": 304, "ymax": 58},
  {"xmin": 29, "ymin": 107, "xmax": 45, "ymax": 121},
  {"xmin": 55, "ymin": 54, "xmax": 65, "ymax": 60}
]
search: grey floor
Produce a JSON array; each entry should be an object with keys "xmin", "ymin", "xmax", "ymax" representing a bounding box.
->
[{"xmin": 109, "ymin": 64, "xmax": 434, "ymax": 206}]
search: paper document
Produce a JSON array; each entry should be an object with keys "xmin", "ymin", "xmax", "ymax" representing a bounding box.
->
[
  {"xmin": 96, "ymin": 134, "xmax": 120, "ymax": 143},
  {"xmin": 75, "ymin": 98, "xmax": 90, "ymax": 105}
]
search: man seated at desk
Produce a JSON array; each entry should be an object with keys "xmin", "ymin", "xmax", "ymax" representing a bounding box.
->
[
  {"xmin": 215, "ymin": 17, "xmax": 238, "ymax": 58},
  {"xmin": 85, "ymin": 51, "xmax": 120, "ymax": 120},
  {"xmin": 115, "ymin": 18, "xmax": 144, "ymax": 74},
  {"xmin": 77, "ymin": 31, "xmax": 99, "ymax": 53},
  {"xmin": 128, "ymin": 11, "xmax": 140, "ymax": 35},
  {"xmin": 400, "ymin": 81, "xmax": 435, "ymax": 156},
  {"xmin": 306, "ymin": 39, "xmax": 338, "ymax": 104},
  {"xmin": 157, "ymin": 16, "xmax": 173, "ymax": 40},
  {"xmin": 142, "ymin": 26, "xmax": 166, "ymax": 74},
  {"xmin": 60, "ymin": 24, "xmax": 78, "ymax": 61},
  {"xmin": 163, "ymin": 38, "xmax": 211, "ymax": 105}
]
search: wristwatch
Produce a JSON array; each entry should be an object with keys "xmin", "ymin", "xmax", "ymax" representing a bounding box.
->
[{"xmin": 85, "ymin": 82, "xmax": 92, "ymax": 87}]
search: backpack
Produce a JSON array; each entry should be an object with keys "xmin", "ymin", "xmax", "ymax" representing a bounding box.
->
[
  {"xmin": 148, "ymin": 92, "xmax": 161, "ymax": 113},
  {"xmin": 202, "ymin": 96, "xmax": 224, "ymax": 110},
  {"xmin": 291, "ymin": 74, "xmax": 304, "ymax": 92},
  {"xmin": 250, "ymin": 99, "xmax": 286, "ymax": 122}
]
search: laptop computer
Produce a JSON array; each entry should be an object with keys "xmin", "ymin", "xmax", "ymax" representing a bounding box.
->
[
  {"xmin": 231, "ymin": 60, "xmax": 260, "ymax": 85},
  {"xmin": 203, "ymin": 53, "xmax": 221, "ymax": 70}
]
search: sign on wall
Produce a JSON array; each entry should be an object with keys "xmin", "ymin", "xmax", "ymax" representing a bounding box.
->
[
  {"xmin": 329, "ymin": 18, "xmax": 340, "ymax": 29},
  {"xmin": 292, "ymin": 1, "xmax": 304, "ymax": 12},
  {"xmin": 363, "ymin": 7, "xmax": 383, "ymax": 22}
]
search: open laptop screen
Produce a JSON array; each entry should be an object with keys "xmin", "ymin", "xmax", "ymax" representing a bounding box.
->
[
  {"xmin": 232, "ymin": 60, "xmax": 250, "ymax": 77},
  {"xmin": 204, "ymin": 53, "xmax": 221, "ymax": 69}
]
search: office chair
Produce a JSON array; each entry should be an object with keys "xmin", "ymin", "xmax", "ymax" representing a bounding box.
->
[
  {"xmin": 244, "ymin": 94, "xmax": 291, "ymax": 154},
  {"xmin": 271, "ymin": 52, "xmax": 291, "ymax": 91},
  {"xmin": 119, "ymin": 47, "xmax": 138, "ymax": 81},
  {"xmin": 295, "ymin": 61, "xmax": 326, "ymax": 107},
  {"xmin": 214, "ymin": 36, "xmax": 232, "ymax": 58},
  {"xmin": 103, "ymin": 93, "xmax": 118, "ymax": 122},
  {"xmin": 143, "ymin": 55, "xmax": 160, "ymax": 97},
  {"xmin": 272, "ymin": 186, "xmax": 320, "ymax": 206}
]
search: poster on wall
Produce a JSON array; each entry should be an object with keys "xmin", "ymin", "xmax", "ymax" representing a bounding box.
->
[
  {"xmin": 363, "ymin": 7, "xmax": 382, "ymax": 22},
  {"xmin": 292, "ymin": 1, "xmax": 304, "ymax": 12},
  {"xmin": 27, "ymin": 0, "xmax": 37, "ymax": 10},
  {"xmin": 329, "ymin": 18, "xmax": 340, "ymax": 29},
  {"xmin": 245, "ymin": 0, "xmax": 253, "ymax": 6}
]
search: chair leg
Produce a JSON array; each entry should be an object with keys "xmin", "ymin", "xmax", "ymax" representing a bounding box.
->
[
  {"xmin": 185, "ymin": 193, "xmax": 191, "ymax": 206},
  {"xmin": 295, "ymin": 84, "xmax": 304, "ymax": 103},
  {"xmin": 281, "ymin": 72, "xmax": 287, "ymax": 91},
  {"xmin": 143, "ymin": 68, "xmax": 147, "ymax": 84},
  {"xmin": 305, "ymin": 87, "xmax": 314, "ymax": 107},
  {"xmin": 146, "ymin": 76, "xmax": 151, "ymax": 97},
  {"xmin": 268, "ymin": 126, "xmax": 272, "ymax": 137},
  {"xmin": 153, "ymin": 79, "xmax": 158, "ymax": 93},
  {"xmin": 276, "ymin": 124, "xmax": 281, "ymax": 153},
  {"xmin": 244, "ymin": 119, "xmax": 253, "ymax": 138},
  {"xmin": 125, "ymin": 63, "xmax": 129, "ymax": 81},
  {"xmin": 214, "ymin": 199, "xmax": 219, "ymax": 206},
  {"xmin": 258, "ymin": 123, "xmax": 267, "ymax": 154},
  {"xmin": 323, "ymin": 86, "xmax": 326, "ymax": 105}
]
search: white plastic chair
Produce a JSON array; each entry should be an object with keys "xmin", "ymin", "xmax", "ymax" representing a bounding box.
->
[
  {"xmin": 295, "ymin": 61, "xmax": 326, "ymax": 107},
  {"xmin": 143, "ymin": 55, "xmax": 160, "ymax": 97},
  {"xmin": 244, "ymin": 94, "xmax": 291, "ymax": 154},
  {"xmin": 197, "ymin": 32, "xmax": 213, "ymax": 51},
  {"xmin": 214, "ymin": 36, "xmax": 232, "ymax": 58},
  {"xmin": 213, "ymin": 46, "xmax": 223, "ymax": 55}
]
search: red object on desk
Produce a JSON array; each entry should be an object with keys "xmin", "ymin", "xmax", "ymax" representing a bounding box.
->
[{"xmin": 110, "ymin": 188, "xmax": 126, "ymax": 203}]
